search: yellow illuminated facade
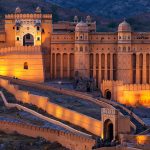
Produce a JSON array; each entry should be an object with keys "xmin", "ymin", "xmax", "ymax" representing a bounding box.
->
[{"xmin": 0, "ymin": 7, "xmax": 150, "ymax": 106}]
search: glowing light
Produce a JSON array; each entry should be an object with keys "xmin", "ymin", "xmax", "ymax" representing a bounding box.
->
[{"xmin": 136, "ymin": 135, "xmax": 148, "ymax": 145}]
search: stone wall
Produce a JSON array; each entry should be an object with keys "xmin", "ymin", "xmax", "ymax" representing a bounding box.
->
[
  {"xmin": 0, "ymin": 120, "xmax": 94, "ymax": 150},
  {"xmin": 0, "ymin": 78, "xmax": 102, "ymax": 136},
  {"xmin": 0, "ymin": 46, "xmax": 45, "ymax": 82},
  {"xmin": 101, "ymin": 80, "xmax": 150, "ymax": 107},
  {"xmin": 120, "ymin": 134, "xmax": 150, "ymax": 146}
]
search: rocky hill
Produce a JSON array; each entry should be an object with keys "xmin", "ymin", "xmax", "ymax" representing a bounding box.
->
[
  {"xmin": 0, "ymin": 0, "xmax": 150, "ymax": 31},
  {"xmin": 48, "ymin": 0, "xmax": 150, "ymax": 19}
]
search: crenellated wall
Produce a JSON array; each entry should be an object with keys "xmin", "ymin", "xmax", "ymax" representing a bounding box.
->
[
  {"xmin": 120, "ymin": 134, "xmax": 150, "ymax": 146},
  {"xmin": 0, "ymin": 78, "xmax": 102, "ymax": 136},
  {"xmin": 0, "ymin": 120, "xmax": 95, "ymax": 150},
  {"xmin": 5, "ymin": 14, "xmax": 52, "ymax": 19},
  {"xmin": 101, "ymin": 80, "xmax": 150, "ymax": 107},
  {"xmin": 0, "ymin": 46, "xmax": 45, "ymax": 82}
]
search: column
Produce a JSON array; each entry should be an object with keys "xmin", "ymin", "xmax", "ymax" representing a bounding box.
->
[
  {"xmin": 50, "ymin": 53, "xmax": 53, "ymax": 79},
  {"xmin": 93, "ymin": 53, "xmax": 96, "ymax": 79},
  {"xmin": 149, "ymin": 53, "xmax": 150, "ymax": 84},
  {"xmin": 67, "ymin": 54, "xmax": 70, "ymax": 78},
  {"xmin": 99, "ymin": 53, "xmax": 102, "ymax": 85},
  {"xmin": 136, "ymin": 53, "xmax": 140, "ymax": 84},
  {"xmin": 54, "ymin": 53, "xmax": 56, "ymax": 79},
  {"xmin": 105, "ymin": 53, "xmax": 108, "ymax": 80},
  {"xmin": 60, "ymin": 53, "xmax": 63, "ymax": 79},
  {"xmin": 143, "ymin": 53, "xmax": 147, "ymax": 84},
  {"xmin": 110, "ymin": 53, "xmax": 113, "ymax": 80}
]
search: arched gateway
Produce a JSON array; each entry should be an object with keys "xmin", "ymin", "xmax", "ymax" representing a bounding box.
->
[
  {"xmin": 105, "ymin": 90, "xmax": 111, "ymax": 100},
  {"xmin": 23, "ymin": 33, "xmax": 34, "ymax": 46},
  {"xmin": 104, "ymin": 119, "xmax": 114, "ymax": 141},
  {"xmin": 101, "ymin": 108, "xmax": 130, "ymax": 142}
]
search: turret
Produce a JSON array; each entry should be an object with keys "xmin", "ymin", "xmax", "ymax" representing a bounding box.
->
[
  {"xmin": 35, "ymin": 6, "xmax": 42, "ymax": 14},
  {"xmin": 74, "ymin": 20, "xmax": 90, "ymax": 78},
  {"xmin": 118, "ymin": 19, "xmax": 132, "ymax": 45},
  {"xmin": 15, "ymin": 7, "xmax": 21, "ymax": 14},
  {"xmin": 74, "ymin": 16, "xmax": 78, "ymax": 23},
  {"xmin": 117, "ymin": 19, "xmax": 133, "ymax": 83}
]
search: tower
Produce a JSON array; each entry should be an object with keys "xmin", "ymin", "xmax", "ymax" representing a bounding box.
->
[
  {"xmin": 74, "ymin": 21, "xmax": 90, "ymax": 78},
  {"xmin": 117, "ymin": 20, "xmax": 132, "ymax": 83}
]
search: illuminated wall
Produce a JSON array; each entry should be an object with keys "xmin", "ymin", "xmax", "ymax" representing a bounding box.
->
[
  {"xmin": 0, "ymin": 78, "xmax": 102, "ymax": 136},
  {"xmin": 101, "ymin": 80, "xmax": 150, "ymax": 107},
  {"xmin": 0, "ymin": 46, "xmax": 45, "ymax": 82}
]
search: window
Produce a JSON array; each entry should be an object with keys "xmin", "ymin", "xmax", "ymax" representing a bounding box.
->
[
  {"xmin": 24, "ymin": 62, "xmax": 28, "ymax": 70},
  {"xmin": 37, "ymin": 26, "xmax": 40, "ymax": 31},
  {"xmin": 16, "ymin": 37, "xmax": 19, "ymax": 41},
  {"xmin": 80, "ymin": 46, "xmax": 83, "ymax": 52},
  {"xmin": 16, "ymin": 26, "xmax": 20, "ymax": 31},
  {"xmin": 37, "ymin": 37, "xmax": 40, "ymax": 41}
]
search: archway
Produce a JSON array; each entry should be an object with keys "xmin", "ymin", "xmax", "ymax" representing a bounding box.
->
[
  {"xmin": 105, "ymin": 90, "xmax": 111, "ymax": 100},
  {"xmin": 23, "ymin": 33, "xmax": 34, "ymax": 46},
  {"xmin": 104, "ymin": 119, "xmax": 114, "ymax": 142}
]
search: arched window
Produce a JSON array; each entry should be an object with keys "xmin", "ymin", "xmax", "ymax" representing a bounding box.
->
[
  {"xmin": 80, "ymin": 46, "xmax": 83, "ymax": 52},
  {"xmin": 24, "ymin": 62, "xmax": 28, "ymax": 70},
  {"xmin": 123, "ymin": 47, "xmax": 126, "ymax": 51},
  {"xmin": 37, "ymin": 26, "xmax": 40, "ymax": 31}
]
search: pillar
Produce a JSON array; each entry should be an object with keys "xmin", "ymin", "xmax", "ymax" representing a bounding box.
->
[
  {"xmin": 143, "ymin": 53, "xmax": 147, "ymax": 84},
  {"xmin": 105, "ymin": 53, "xmax": 108, "ymax": 80},
  {"xmin": 60, "ymin": 53, "xmax": 63, "ymax": 79},
  {"xmin": 93, "ymin": 53, "xmax": 96, "ymax": 79},
  {"xmin": 136, "ymin": 53, "xmax": 140, "ymax": 84},
  {"xmin": 99, "ymin": 53, "xmax": 102, "ymax": 85},
  {"xmin": 67, "ymin": 53, "xmax": 70, "ymax": 78},
  {"xmin": 110, "ymin": 53, "xmax": 113, "ymax": 80},
  {"xmin": 54, "ymin": 53, "xmax": 56, "ymax": 79}
]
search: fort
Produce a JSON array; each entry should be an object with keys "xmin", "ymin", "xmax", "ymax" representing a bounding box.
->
[
  {"xmin": 0, "ymin": 6, "xmax": 150, "ymax": 149},
  {"xmin": 0, "ymin": 7, "xmax": 150, "ymax": 106}
]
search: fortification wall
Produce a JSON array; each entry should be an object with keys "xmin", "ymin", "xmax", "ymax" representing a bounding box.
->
[
  {"xmin": 0, "ymin": 46, "xmax": 45, "ymax": 82},
  {"xmin": 0, "ymin": 32, "xmax": 5, "ymax": 42},
  {"xmin": 101, "ymin": 80, "xmax": 150, "ymax": 107},
  {"xmin": 0, "ymin": 120, "xmax": 94, "ymax": 150},
  {"xmin": 5, "ymin": 14, "xmax": 52, "ymax": 20},
  {"xmin": 120, "ymin": 134, "xmax": 150, "ymax": 145},
  {"xmin": 0, "ymin": 78, "xmax": 102, "ymax": 136}
]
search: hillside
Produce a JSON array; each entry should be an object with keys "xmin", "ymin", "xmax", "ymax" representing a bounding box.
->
[
  {"xmin": 48, "ymin": 0, "xmax": 150, "ymax": 19},
  {"xmin": 0, "ymin": 0, "xmax": 150, "ymax": 31}
]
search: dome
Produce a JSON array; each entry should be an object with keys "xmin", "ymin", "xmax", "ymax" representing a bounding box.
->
[
  {"xmin": 74, "ymin": 16, "xmax": 78, "ymax": 22},
  {"xmin": 118, "ymin": 20, "xmax": 131, "ymax": 32},
  {"xmin": 35, "ymin": 6, "xmax": 41, "ymax": 13},
  {"xmin": 86, "ymin": 15, "xmax": 91, "ymax": 23},
  {"xmin": 75, "ymin": 21, "xmax": 88, "ymax": 32},
  {"xmin": 15, "ymin": 7, "xmax": 21, "ymax": 14}
]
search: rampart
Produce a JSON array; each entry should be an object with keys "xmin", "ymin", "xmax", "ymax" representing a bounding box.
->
[
  {"xmin": 0, "ymin": 46, "xmax": 45, "ymax": 82},
  {"xmin": 101, "ymin": 80, "xmax": 150, "ymax": 107},
  {"xmin": 5, "ymin": 14, "xmax": 52, "ymax": 20},
  {"xmin": 0, "ymin": 78, "xmax": 102, "ymax": 136},
  {"xmin": 0, "ymin": 120, "xmax": 95, "ymax": 150}
]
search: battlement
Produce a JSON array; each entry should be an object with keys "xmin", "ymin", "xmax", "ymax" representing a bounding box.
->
[
  {"xmin": 0, "ymin": 120, "xmax": 95, "ymax": 150},
  {"xmin": 5, "ymin": 14, "xmax": 52, "ymax": 20},
  {"xmin": 102, "ymin": 80, "xmax": 124, "ymax": 86},
  {"xmin": 123, "ymin": 83, "xmax": 150, "ymax": 91},
  {"xmin": 0, "ymin": 46, "xmax": 42, "ymax": 55}
]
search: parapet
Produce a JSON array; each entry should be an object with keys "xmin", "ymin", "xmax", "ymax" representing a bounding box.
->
[
  {"xmin": 5, "ymin": 14, "xmax": 52, "ymax": 20},
  {"xmin": 123, "ymin": 83, "xmax": 150, "ymax": 91},
  {"xmin": 102, "ymin": 80, "xmax": 124, "ymax": 86},
  {"xmin": 0, "ymin": 46, "xmax": 43, "ymax": 55}
]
